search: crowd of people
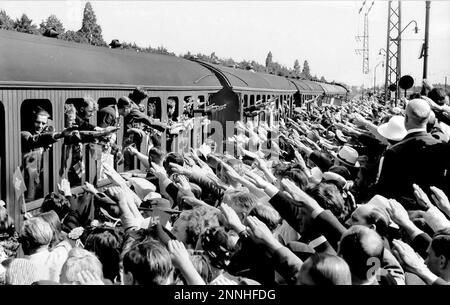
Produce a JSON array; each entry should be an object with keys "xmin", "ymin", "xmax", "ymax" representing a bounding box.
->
[{"xmin": 1, "ymin": 81, "xmax": 450, "ymax": 285}]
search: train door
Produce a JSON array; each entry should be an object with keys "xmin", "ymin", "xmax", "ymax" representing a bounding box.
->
[{"xmin": 20, "ymin": 99, "xmax": 53, "ymax": 204}]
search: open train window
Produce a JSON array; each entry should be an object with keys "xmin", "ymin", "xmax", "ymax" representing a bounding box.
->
[
  {"xmin": 20, "ymin": 99, "xmax": 53, "ymax": 203},
  {"xmin": 148, "ymin": 97, "xmax": 162, "ymax": 121},
  {"xmin": 0, "ymin": 101, "xmax": 4, "ymax": 201},
  {"xmin": 62, "ymin": 99, "xmax": 90, "ymax": 188},
  {"xmin": 167, "ymin": 96, "xmax": 179, "ymax": 122},
  {"xmin": 97, "ymin": 97, "xmax": 118, "ymax": 128}
]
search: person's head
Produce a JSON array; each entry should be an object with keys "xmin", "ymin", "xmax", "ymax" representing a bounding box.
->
[
  {"xmin": 404, "ymin": 99, "xmax": 431, "ymax": 130},
  {"xmin": 344, "ymin": 204, "xmax": 390, "ymax": 237},
  {"xmin": 78, "ymin": 96, "xmax": 97, "ymax": 120},
  {"xmin": 117, "ymin": 96, "xmax": 133, "ymax": 117},
  {"xmin": 189, "ymin": 252, "xmax": 214, "ymax": 284},
  {"xmin": 298, "ymin": 253, "xmax": 352, "ymax": 285},
  {"xmin": 40, "ymin": 192, "xmax": 71, "ymax": 221},
  {"xmin": 247, "ymin": 204, "xmax": 282, "ymax": 232},
  {"xmin": 171, "ymin": 206, "xmax": 220, "ymax": 248},
  {"xmin": 122, "ymin": 239, "xmax": 173, "ymax": 285},
  {"xmin": 148, "ymin": 147, "xmax": 165, "ymax": 166},
  {"xmin": 273, "ymin": 164, "xmax": 309, "ymax": 191},
  {"xmin": 428, "ymin": 88, "xmax": 448, "ymax": 106},
  {"xmin": 19, "ymin": 217, "xmax": 53, "ymax": 255},
  {"xmin": 0, "ymin": 204, "xmax": 15, "ymax": 236},
  {"xmin": 32, "ymin": 106, "xmax": 50, "ymax": 134},
  {"xmin": 64, "ymin": 103, "xmax": 77, "ymax": 128},
  {"xmin": 163, "ymin": 152, "xmax": 184, "ymax": 176},
  {"xmin": 199, "ymin": 226, "xmax": 234, "ymax": 269},
  {"xmin": 59, "ymin": 248, "xmax": 104, "ymax": 284},
  {"xmin": 128, "ymin": 87, "xmax": 148, "ymax": 105},
  {"xmin": 338, "ymin": 225, "xmax": 384, "ymax": 284},
  {"xmin": 222, "ymin": 189, "xmax": 258, "ymax": 222},
  {"xmin": 5, "ymin": 258, "xmax": 39, "ymax": 285},
  {"xmin": 308, "ymin": 182, "xmax": 348, "ymax": 223},
  {"xmin": 425, "ymin": 228, "xmax": 450, "ymax": 280},
  {"xmin": 167, "ymin": 98, "xmax": 176, "ymax": 117},
  {"xmin": 84, "ymin": 226, "xmax": 122, "ymax": 283},
  {"xmin": 38, "ymin": 211, "xmax": 64, "ymax": 249}
]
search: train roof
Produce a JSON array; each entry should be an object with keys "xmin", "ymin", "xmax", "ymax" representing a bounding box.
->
[
  {"xmin": 314, "ymin": 81, "xmax": 348, "ymax": 95},
  {"xmin": 289, "ymin": 79, "xmax": 324, "ymax": 94},
  {"xmin": 206, "ymin": 63, "xmax": 297, "ymax": 93},
  {"xmin": 0, "ymin": 30, "xmax": 221, "ymax": 90}
]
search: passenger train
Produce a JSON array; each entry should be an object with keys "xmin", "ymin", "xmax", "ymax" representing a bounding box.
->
[{"xmin": 0, "ymin": 29, "xmax": 348, "ymax": 227}]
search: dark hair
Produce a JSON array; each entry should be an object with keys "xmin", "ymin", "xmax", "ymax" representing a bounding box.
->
[
  {"xmin": 32, "ymin": 106, "xmax": 50, "ymax": 120},
  {"xmin": 307, "ymin": 182, "xmax": 347, "ymax": 223},
  {"xmin": 117, "ymin": 96, "xmax": 133, "ymax": 110},
  {"xmin": 409, "ymin": 92, "xmax": 422, "ymax": 99},
  {"xmin": 338, "ymin": 225, "xmax": 384, "ymax": 281},
  {"xmin": 328, "ymin": 166, "xmax": 352, "ymax": 181},
  {"xmin": 428, "ymin": 88, "xmax": 447, "ymax": 105},
  {"xmin": 431, "ymin": 228, "xmax": 450, "ymax": 261},
  {"xmin": 200, "ymin": 226, "xmax": 234, "ymax": 269},
  {"xmin": 38, "ymin": 210, "xmax": 65, "ymax": 249},
  {"xmin": 84, "ymin": 226, "xmax": 123, "ymax": 282},
  {"xmin": 148, "ymin": 147, "xmax": 165, "ymax": 166},
  {"xmin": 40, "ymin": 192, "xmax": 71, "ymax": 221},
  {"xmin": 248, "ymin": 204, "xmax": 281, "ymax": 231},
  {"xmin": 274, "ymin": 164, "xmax": 309, "ymax": 190},
  {"xmin": 123, "ymin": 239, "xmax": 173, "ymax": 285},
  {"xmin": 163, "ymin": 152, "xmax": 184, "ymax": 176},
  {"xmin": 301, "ymin": 253, "xmax": 352, "ymax": 285}
]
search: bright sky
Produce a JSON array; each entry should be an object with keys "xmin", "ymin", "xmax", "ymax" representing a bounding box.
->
[{"xmin": 1, "ymin": 0, "xmax": 449, "ymax": 87}]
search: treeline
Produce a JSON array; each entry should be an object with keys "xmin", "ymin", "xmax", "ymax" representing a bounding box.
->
[{"xmin": 0, "ymin": 2, "xmax": 338, "ymax": 84}]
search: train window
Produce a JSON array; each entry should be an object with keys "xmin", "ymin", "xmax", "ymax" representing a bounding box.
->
[
  {"xmin": 249, "ymin": 95, "xmax": 255, "ymax": 106},
  {"xmin": 148, "ymin": 97, "xmax": 162, "ymax": 120},
  {"xmin": 62, "ymin": 98, "xmax": 93, "ymax": 187},
  {"xmin": 167, "ymin": 96, "xmax": 179, "ymax": 122},
  {"xmin": 0, "ymin": 101, "xmax": 4, "ymax": 201},
  {"xmin": 20, "ymin": 99, "xmax": 53, "ymax": 203},
  {"xmin": 97, "ymin": 98, "xmax": 118, "ymax": 128}
]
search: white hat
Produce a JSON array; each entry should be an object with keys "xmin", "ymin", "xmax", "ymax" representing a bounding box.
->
[
  {"xmin": 377, "ymin": 115, "xmax": 407, "ymax": 141},
  {"xmin": 336, "ymin": 145, "xmax": 360, "ymax": 168}
]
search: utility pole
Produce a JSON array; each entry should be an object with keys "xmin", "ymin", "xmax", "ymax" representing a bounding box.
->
[
  {"xmin": 422, "ymin": 1, "xmax": 430, "ymax": 80},
  {"xmin": 356, "ymin": 1, "xmax": 374, "ymax": 75},
  {"xmin": 384, "ymin": 0, "xmax": 402, "ymax": 104}
]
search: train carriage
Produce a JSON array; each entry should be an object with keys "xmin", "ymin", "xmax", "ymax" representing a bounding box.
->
[{"xmin": 0, "ymin": 29, "xmax": 222, "ymax": 226}]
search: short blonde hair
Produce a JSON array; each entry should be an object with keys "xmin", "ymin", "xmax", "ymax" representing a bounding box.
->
[
  {"xmin": 60, "ymin": 248, "xmax": 104, "ymax": 284},
  {"xmin": 20, "ymin": 217, "xmax": 53, "ymax": 255}
]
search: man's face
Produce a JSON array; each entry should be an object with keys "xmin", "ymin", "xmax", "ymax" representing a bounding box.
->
[
  {"xmin": 81, "ymin": 104, "xmax": 95, "ymax": 120},
  {"xmin": 345, "ymin": 205, "xmax": 372, "ymax": 228},
  {"xmin": 168, "ymin": 105, "xmax": 175, "ymax": 116},
  {"xmin": 34, "ymin": 114, "xmax": 48, "ymax": 134},
  {"xmin": 65, "ymin": 113, "xmax": 76, "ymax": 128}
]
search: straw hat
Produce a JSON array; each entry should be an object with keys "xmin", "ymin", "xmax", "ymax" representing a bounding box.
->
[{"xmin": 377, "ymin": 115, "xmax": 407, "ymax": 142}]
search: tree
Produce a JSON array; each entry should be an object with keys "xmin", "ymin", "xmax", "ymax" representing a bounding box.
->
[
  {"xmin": 265, "ymin": 51, "xmax": 273, "ymax": 68},
  {"xmin": 0, "ymin": 10, "xmax": 14, "ymax": 30},
  {"xmin": 320, "ymin": 76, "xmax": 327, "ymax": 82},
  {"xmin": 59, "ymin": 30, "xmax": 89, "ymax": 43},
  {"xmin": 293, "ymin": 59, "xmax": 301, "ymax": 76},
  {"xmin": 39, "ymin": 14, "xmax": 65, "ymax": 35},
  {"xmin": 302, "ymin": 60, "xmax": 311, "ymax": 79},
  {"xmin": 78, "ymin": 2, "xmax": 106, "ymax": 46},
  {"xmin": 13, "ymin": 14, "xmax": 38, "ymax": 34}
]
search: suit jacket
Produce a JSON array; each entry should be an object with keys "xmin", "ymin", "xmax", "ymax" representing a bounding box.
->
[{"xmin": 376, "ymin": 131, "xmax": 450, "ymax": 208}]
